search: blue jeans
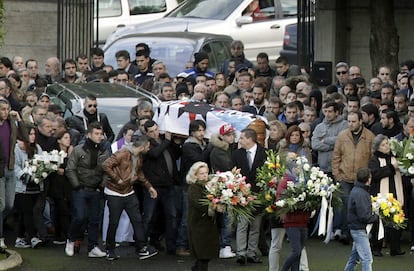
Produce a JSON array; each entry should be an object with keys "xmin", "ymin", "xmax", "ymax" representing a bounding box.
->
[
  {"xmin": 0, "ymin": 168, "xmax": 16, "ymax": 238},
  {"xmin": 281, "ymin": 227, "xmax": 307, "ymax": 271},
  {"xmin": 220, "ymin": 211, "xmax": 232, "ymax": 248},
  {"xmin": 68, "ymin": 189, "xmax": 102, "ymax": 251},
  {"xmin": 176, "ymin": 190, "xmax": 188, "ymax": 249},
  {"xmin": 344, "ymin": 229, "xmax": 373, "ymax": 271},
  {"xmin": 106, "ymin": 194, "xmax": 146, "ymax": 251},
  {"xmin": 142, "ymin": 186, "xmax": 177, "ymax": 252}
]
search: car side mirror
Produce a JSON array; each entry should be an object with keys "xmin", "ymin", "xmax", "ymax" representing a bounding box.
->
[{"xmin": 236, "ymin": 16, "xmax": 253, "ymax": 26}]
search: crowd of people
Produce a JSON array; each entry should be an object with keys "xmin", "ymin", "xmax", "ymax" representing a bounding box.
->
[{"xmin": 0, "ymin": 39, "xmax": 414, "ymax": 271}]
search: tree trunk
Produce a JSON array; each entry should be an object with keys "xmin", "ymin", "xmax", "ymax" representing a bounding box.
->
[{"xmin": 369, "ymin": 0, "xmax": 399, "ymax": 77}]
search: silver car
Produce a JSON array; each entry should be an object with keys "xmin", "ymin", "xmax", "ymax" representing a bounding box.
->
[
  {"xmin": 103, "ymin": 0, "xmax": 297, "ymax": 64},
  {"xmin": 46, "ymin": 82, "xmax": 161, "ymax": 136}
]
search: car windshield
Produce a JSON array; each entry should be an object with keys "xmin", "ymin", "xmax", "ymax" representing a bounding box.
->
[
  {"xmin": 167, "ymin": 0, "xmax": 244, "ymax": 20},
  {"xmin": 105, "ymin": 36, "xmax": 197, "ymax": 77}
]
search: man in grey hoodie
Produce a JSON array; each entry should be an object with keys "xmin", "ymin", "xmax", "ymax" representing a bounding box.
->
[{"xmin": 311, "ymin": 101, "xmax": 348, "ymax": 175}]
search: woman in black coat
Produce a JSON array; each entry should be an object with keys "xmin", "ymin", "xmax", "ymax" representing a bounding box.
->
[
  {"xmin": 368, "ymin": 134, "xmax": 405, "ymax": 256},
  {"xmin": 186, "ymin": 162, "xmax": 221, "ymax": 271}
]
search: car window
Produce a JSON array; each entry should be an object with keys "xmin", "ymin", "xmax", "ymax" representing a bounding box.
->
[
  {"xmin": 95, "ymin": 0, "xmax": 122, "ymax": 18},
  {"xmin": 128, "ymin": 0, "xmax": 167, "ymax": 15},
  {"xmin": 105, "ymin": 36, "xmax": 197, "ymax": 76},
  {"xmin": 168, "ymin": 0, "xmax": 244, "ymax": 20},
  {"xmin": 207, "ymin": 41, "xmax": 231, "ymax": 73},
  {"xmin": 280, "ymin": 0, "xmax": 298, "ymax": 17}
]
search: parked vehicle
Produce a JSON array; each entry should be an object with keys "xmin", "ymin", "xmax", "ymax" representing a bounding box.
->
[
  {"xmin": 103, "ymin": 0, "xmax": 297, "ymax": 64},
  {"xmin": 103, "ymin": 32, "xmax": 233, "ymax": 77},
  {"xmin": 46, "ymin": 82, "xmax": 160, "ymax": 136},
  {"xmin": 280, "ymin": 20, "xmax": 314, "ymax": 66},
  {"xmin": 94, "ymin": 0, "xmax": 179, "ymax": 46}
]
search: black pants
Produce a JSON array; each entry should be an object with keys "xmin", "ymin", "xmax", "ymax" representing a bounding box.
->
[
  {"xmin": 14, "ymin": 193, "xmax": 47, "ymax": 239},
  {"xmin": 192, "ymin": 259, "xmax": 210, "ymax": 271},
  {"xmin": 105, "ymin": 193, "xmax": 146, "ymax": 251}
]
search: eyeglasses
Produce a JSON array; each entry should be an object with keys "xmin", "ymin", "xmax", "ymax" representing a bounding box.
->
[
  {"xmin": 336, "ymin": 71, "xmax": 347, "ymax": 75},
  {"xmin": 301, "ymin": 130, "xmax": 310, "ymax": 134},
  {"xmin": 88, "ymin": 104, "xmax": 97, "ymax": 108},
  {"xmin": 380, "ymin": 73, "xmax": 389, "ymax": 76}
]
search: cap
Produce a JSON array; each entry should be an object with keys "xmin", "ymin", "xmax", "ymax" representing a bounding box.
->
[
  {"xmin": 219, "ymin": 124, "xmax": 235, "ymax": 136},
  {"xmin": 236, "ymin": 64, "xmax": 249, "ymax": 73},
  {"xmin": 38, "ymin": 93, "xmax": 50, "ymax": 100}
]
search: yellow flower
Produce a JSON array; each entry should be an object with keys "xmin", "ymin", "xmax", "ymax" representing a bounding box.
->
[
  {"xmin": 380, "ymin": 202, "xmax": 388, "ymax": 210},
  {"xmin": 268, "ymin": 163, "xmax": 275, "ymax": 169},
  {"xmin": 383, "ymin": 208, "xmax": 390, "ymax": 217},
  {"xmin": 265, "ymin": 193, "xmax": 272, "ymax": 201},
  {"xmin": 265, "ymin": 206, "xmax": 274, "ymax": 213}
]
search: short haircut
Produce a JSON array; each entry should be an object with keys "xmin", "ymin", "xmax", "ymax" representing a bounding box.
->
[
  {"xmin": 335, "ymin": 62, "xmax": 349, "ymax": 70},
  {"xmin": 241, "ymin": 128, "xmax": 257, "ymax": 142},
  {"xmin": 347, "ymin": 95, "xmax": 360, "ymax": 105},
  {"xmin": 137, "ymin": 100, "xmax": 153, "ymax": 113},
  {"xmin": 0, "ymin": 57, "xmax": 13, "ymax": 69},
  {"xmin": 85, "ymin": 94, "xmax": 97, "ymax": 102},
  {"xmin": 0, "ymin": 78, "xmax": 12, "ymax": 90},
  {"xmin": 115, "ymin": 50, "xmax": 130, "ymax": 60},
  {"xmin": 143, "ymin": 119, "xmax": 157, "ymax": 132},
  {"xmin": 90, "ymin": 47, "xmax": 104, "ymax": 57},
  {"xmin": 347, "ymin": 110, "xmax": 363, "ymax": 121},
  {"xmin": 324, "ymin": 101, "xmax": 340, "ymax": 112},
  {"xmin": 87, "ymin": 121, "xmax": 102, "ymax": 133},
  {"xmin": 136, "ymin": 50, "xmax": 149, "ymax": 58},
  {"xmin": 256, "ymin": 52, "xmax": 269, "ymax": 61},
  {"xmin": 356, "ymin": 167, "xmax": 371, "ymax": 183},
  {"xmin": 189, "ymin": 119, "xmax": 206, "ymax": 135},
  {"xmin": 132, "ymin": 134, "xmax": 150, "ymax": 147},
  {"xmin": 275, "ymin": 56, "xmax": 289, "ymax": 65},
  {"xmin": 186, "ymin": 161, "xmax": 209, "ymax": 184},
  {"xmin": 62, "ymin": 58, "xmax": 76, "ymax": 70},
  {"xmin": 285, "ymin": 101, "xmax": 298, "ymax": 111},
  {"xmin": 135, "ymin": 42, "xmax": 151, "ymax": 54},
  {"xmin": 38, "ymin": 115, "xmax": 55, "ymax": 127},
  {"xmin": 381, "ymin": 109, "xmax": 399, "ymax": 124},
  {"xmin": 361, "ymin": 103, "xmax": 379, "ymax": 119}
]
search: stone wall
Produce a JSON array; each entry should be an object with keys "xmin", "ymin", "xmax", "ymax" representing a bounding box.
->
[{"xmin": 1, "ymin": 0, "xmax": 57, "ymax": 73}]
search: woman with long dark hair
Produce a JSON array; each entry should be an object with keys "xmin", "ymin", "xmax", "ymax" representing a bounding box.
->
[{"xmin": 14, "ymin": 126, "xmax": 45, "ymax": 248}]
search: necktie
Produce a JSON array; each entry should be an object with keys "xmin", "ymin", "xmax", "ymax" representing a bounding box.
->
[{"xmin": 247, "ymin": 150, "xmax": 253, "ymax": 170}]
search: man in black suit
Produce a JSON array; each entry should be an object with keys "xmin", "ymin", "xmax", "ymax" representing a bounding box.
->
[{"xmin": 232, "ymin": 128, "xmax": 266, "ymax": 265}]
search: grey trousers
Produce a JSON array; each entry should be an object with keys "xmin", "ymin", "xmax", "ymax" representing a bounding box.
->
[{"xmin": 236, "ymin": 214, "xmax": 263, "ymax": 257}]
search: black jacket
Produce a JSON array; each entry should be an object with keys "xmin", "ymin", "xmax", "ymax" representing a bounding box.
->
[
  {"xmin": 143, "ymin": 137, "xmax": 181, "ymax": 187},
  {"xmin": 232, "ymin": 143, "xmax": 266, "ymax": 193},
  {"xmin": 347, "ymin": 182, "xmax": 378, "ymax": 230},
  {"xmin": 180, "ymin": 137, "xmax": 208, "ymax": 186}
]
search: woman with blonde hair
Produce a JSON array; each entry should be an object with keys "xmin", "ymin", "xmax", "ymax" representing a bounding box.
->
[{"xmin": 187, "ymin": 162, "xmax": 222, "ymax": 271}]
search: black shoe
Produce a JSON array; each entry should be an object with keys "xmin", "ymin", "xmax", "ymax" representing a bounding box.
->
[
  {"xmin": 106, "ymin": 249, "xmax": 120, "ymax": 261},
  {"xmin": 247, "ymin": 255, "xmax": 262, "ymax": 263},
  {"xmin": 236, "ymin": 255, "xmax": 246, "ymax": 265},
  {"xmin": 339, "ymin": 234, "xmax": 350, "ymax": 245},
  {"xmin": 139, "ymin": 245, "xmax": 158, "ymax": 260},
  {"xmin": 373, "ymin": 251, "xmax": 383, "ymax": 257},
  {"xmin": 390, "ymin": 250, "xmax": 405, "ymax": 256}
]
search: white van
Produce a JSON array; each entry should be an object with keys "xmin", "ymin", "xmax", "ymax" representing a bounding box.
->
[{"xmin": 94, "ymin": 0, "xmax": 179, "ymax": 46}]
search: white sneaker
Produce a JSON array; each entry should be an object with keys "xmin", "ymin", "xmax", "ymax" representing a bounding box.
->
[
  {"xmin": 0, "ymin": 238, "xmax": 7, "ymax": 249},
  {"xmin": 65, "ymin": 240, "xmax": 74, "ymax": 256},
  {"xmin": 333, "ymin": 229, "xmax": 342, "ymax": 240},
  {"xmin": 31, "ymin": 237, "xmax": 43, "ymax": 248},
  {"xmin": 219, "ymin": 246, "xmax": 236, "ymax": 259},
  {"xmin": 88, "ymin": 246, "xmax": 107, "ymax": 258},
  {"xmin": 15, "ymin": 238, "xmax": 31, "ymax": 248}
]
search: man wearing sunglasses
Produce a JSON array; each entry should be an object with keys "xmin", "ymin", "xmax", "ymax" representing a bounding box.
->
[
  {"xmin": 66, "ymin": 94, "xmax": 115, "ymax": 147},
  {"xmin": 335, "ymin": 62, "xmax": 350, "ymax": 93}
]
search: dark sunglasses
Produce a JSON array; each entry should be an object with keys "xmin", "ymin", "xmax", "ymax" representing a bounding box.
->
[
  {"xmin": 88, "ymin": 104, "xmax": 97, "ymax": 108},
  {"xmin": 336, "ymin": 71, "xmax": 347, "ymax": 75}
]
